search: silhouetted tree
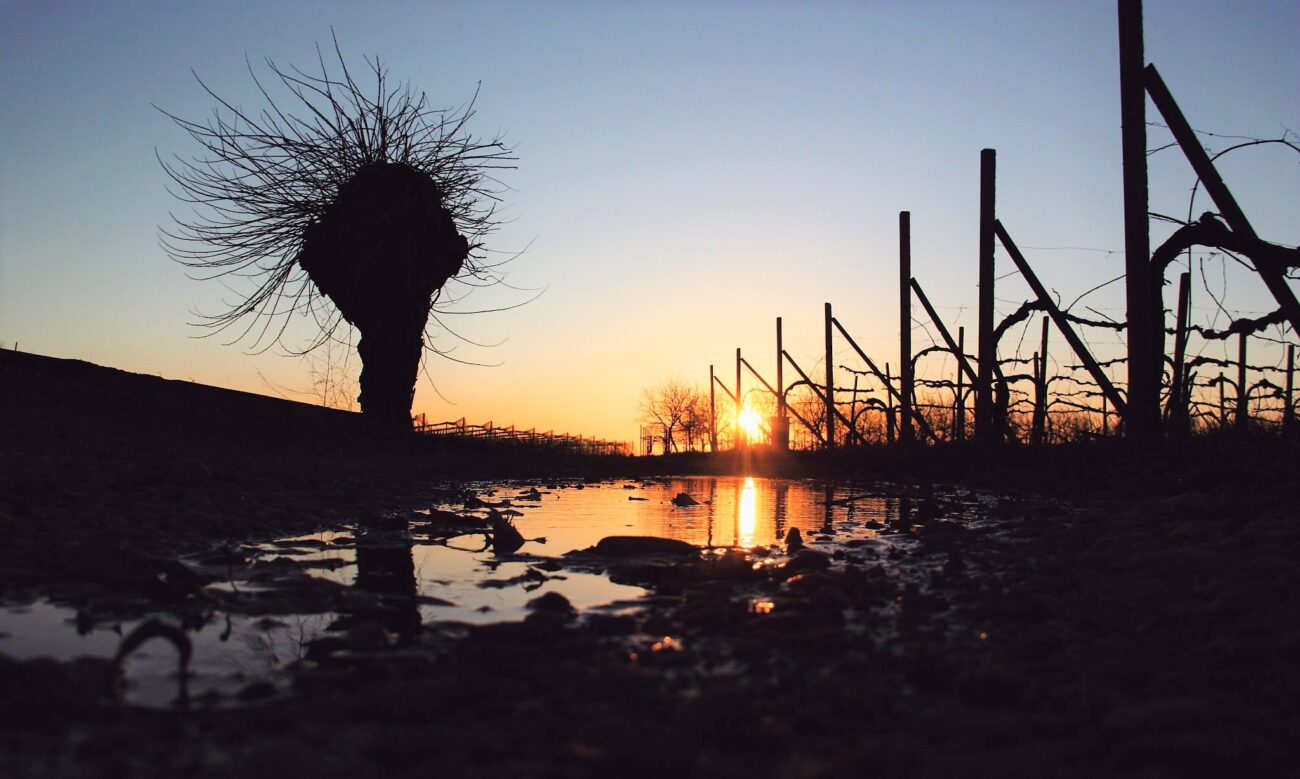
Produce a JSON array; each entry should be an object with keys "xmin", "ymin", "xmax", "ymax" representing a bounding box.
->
[
  {"xmin": 680, "ymin": 391, "xmax": 714, "ymax": 452},
  {"xmin": 640, "ymin": 380, "xmax": 706, "ymax": 454},
  {"xmin": 159, "ymin": 39, "xmax": 515, "ymax": 425}
]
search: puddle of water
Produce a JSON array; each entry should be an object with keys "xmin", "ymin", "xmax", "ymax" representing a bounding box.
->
[
  {"xmin": 0, "ymin": 601, "xmax": 332, "ymax": 707},
  {"xmin": 0, "ymin": 477, "xmax": 988, "ymax": 707}
]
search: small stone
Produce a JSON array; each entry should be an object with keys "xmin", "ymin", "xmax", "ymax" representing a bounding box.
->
[
  {"xmin": 672, "ymin": 492, "xmax": 699, "ymax": 507},
  {"xmin": 526, "ymin": 591, "xmax": 574, "ymax": 612},
  {"xmin": 590, "ymin": 536, "xmax": 698, "ymax": 558},
  {"xmin": 785, "ymin": 527, "xmax": 804, "ymax": 552}
]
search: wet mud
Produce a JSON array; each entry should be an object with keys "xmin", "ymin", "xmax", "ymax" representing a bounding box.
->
[{"xmin": 3, "ymin": 350, "xmax": 1299, "ymax": 777}]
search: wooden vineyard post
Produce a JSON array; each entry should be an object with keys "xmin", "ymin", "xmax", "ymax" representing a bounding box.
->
[
  {"xmin": 1218, "ymin": 374, "xmax": 1227, "ymax": 428},
  {"xmin": 955, "ymin": 327, "xmax": 966, "ymax": 442},
  {"xmin": 1285, "ymin": 345, "xmax": 1295, "ymax": 436},
  {"xmin": 782, "ymin": 349, "xmax": 860, "ymax": 446},
  {"xmin": 911, "ymin": 279, "xmax": 978, "ymax": 385},
  {"xmin": 996, "ymin": 222, "xmax": 1128, "ymax": 417},
  {"xmin": 824, "ymin": 302, "xmax": 835, "ymax": 449},
  {"xmin": 884, "ymin": 363, "xmax": 896, "ymax": 446},
  {"xmin": 735, "ymin": 347, "xmax": 742, "ymax": 447},
  {"xmin": 1168, "ymin": 271, "xmax": 1191, "ymax": 434},
  {"xmin": 1032, "ymin": 317, "xmax": 1050, "ymax": 445},
  {"xmin": 1119, "ymin": 0, "xmax": 1160, "ymax": 438},
  {"xmin": 976, "ymin": 149, "xmax": 997, "ymax": 443},
  {"xmin": 850, "ymin": 374, "xmax": 860, "ymax": 447},
  {"xmin": 1146, "ymin": 65, "xmax": 1300, "ymax": 339},
  {"xmin": 1032, "ymin": 353, "xmax": 1042, "ymax": 444},
  {"xmin": 831, "ymin": 316, "xmax": 940, "ymax": 443},
  {"xmin": 1236, "ymin": 332, "xmax": 1249, "ymax": 430},
  {"xmin": 899, "ymin": 211, "xmax": 915, "ymax": 445},
  {"xmin": 775, "ymin": 317, "xmax": 789, "ymax": 449}
]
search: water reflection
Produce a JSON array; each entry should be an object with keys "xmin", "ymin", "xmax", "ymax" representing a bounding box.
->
[
  {"xmin": 737, "ymin": 477, "xmax": 757, "ymax": 547},
  {"xmin": 536, "ymin": 477, "xmax": 896, "ymax": 551},
  {"xmin": 353, "ymin": 528, "xmax": 421, "ymax": 639}
]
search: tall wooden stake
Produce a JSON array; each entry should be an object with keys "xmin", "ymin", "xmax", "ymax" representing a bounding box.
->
[
  {"xmin": 1168, "ymin": 271, "xmax": 1191, "ymax": 433},
  {"xmin": 884, "ymin": 362, "xmax": 895, "ymax": 446},
  {"xmin": 1031, "ymin": 353, "xmax": 1042, "ymax": 444},
  {"xmin": 850, "ymin": 374, "xmax": 860, "ymax": 447},
  {"xmin": 735, "ymin": 347, "xmax": 742, "ymax": 447},
  {"xmin": 1032, "ymin": 317, "xmax": 1050, "ymax": 445},
  {"xmin": 775, "ymin": 317, "xmax": 788, "ymax": 449},
  {"xmin": 1285, "ymin": 345, "xmax": 1295, "ymax": 436},
  {"xmin": 976, "ymin": 149, "xmax": 997, "ymax": 443},
  {"xmin": 955, "ymin": 327, "xmax": 966, "ymax": 442},
  {"xmin": 825, "ymin": 302, "xmax": 835, "ymax": 449},
  {"xmin": 899, "ymin": 211, "xmax": 915, "ymax": 445},
  {"xmin": 1119, "ymin": 0, "xmax": 1160, "ymax": 439},
  {"xmin": 1218, "ymin": 374, "xmax": 1227, "ymax": 428},
  {"xmin": 1236, "ymin": 332, "xmax": 1249, "ymax": 430}
]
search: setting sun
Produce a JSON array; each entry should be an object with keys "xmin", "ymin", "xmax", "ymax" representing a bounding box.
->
[{"xmin": 737, "ymin": 407, "xmax": 763, "ymax": 441}]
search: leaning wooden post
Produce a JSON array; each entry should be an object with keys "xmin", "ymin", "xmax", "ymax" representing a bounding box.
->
[
  {"xmin": 1146, "ymin": 65, "xmax": 1300, "ymax": 338},
  {"xmin": 899, "ymin": 211, "xmax": 915, "ymax": 445},
  {"xmin": 709, "ymin": 364, "xmax": 718, "ymax": 453},
  {"xmin": 976, "ymin": 149, "xmax": 997, "ymax": 443},
  {"xmin": 1285, "ymin": 345, "xmax": 1295, "ymax": 436},
  {"xmin": 775, "ymin": 317, "xmax": 789, "ymax": 449},
  {"xmin": 1168, "ymin": 271, "xmax": 1191, "ymax": 433},
  {"xmin": 831, "ymin": 316, "xmax": 941, "ymax": 443},
  {"xmin": 1119, "ymin": 0, "xmax": 1159, "ymax": 438},
  {"xmin": 996, "ymin": 222, "xmax": 1128, "ymax": 416},
  {"xmin": 955, "ymin": 327, "xmax": 966, "ymax": 442},
  {"xmin": 824, "ymin": 302, "xmax": 835, "ymax": 449},
  {"xmin": 911, "ymin": 279, "xmax": 977, "ymax": 384},
  {"xmin": 1236, "ymin": 332, "xmax": 1249, "ymax": 430}
]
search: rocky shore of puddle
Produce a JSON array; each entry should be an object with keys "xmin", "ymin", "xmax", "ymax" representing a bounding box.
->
[{"xmin": 3, "ymin": 349, "xmax": 1299, "ymax": 778}]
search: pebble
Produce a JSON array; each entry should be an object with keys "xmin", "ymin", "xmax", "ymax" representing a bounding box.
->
[{"xmin": 526, "ymin": 591, "xmax": 575, "ymax": 613}]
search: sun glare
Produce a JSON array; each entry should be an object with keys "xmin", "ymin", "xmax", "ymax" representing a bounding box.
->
[{"xmin": 737, "ymin": 407, "xmax": 763, "ymax": 441}]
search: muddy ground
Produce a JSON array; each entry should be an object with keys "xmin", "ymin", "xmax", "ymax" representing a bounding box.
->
[{"xmin": 2, "ymin": 350, "xmax": 1298, "ymax": 778}]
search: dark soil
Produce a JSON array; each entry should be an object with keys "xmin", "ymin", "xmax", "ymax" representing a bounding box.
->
[{"xmin": 3, "ymin": 349, "xmax": 1299, "ymax": 778}]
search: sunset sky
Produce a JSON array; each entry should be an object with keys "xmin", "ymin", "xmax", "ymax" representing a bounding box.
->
[{"xmin": 2, "ymin": 1, "xmax": 1297, "ymax": 445}]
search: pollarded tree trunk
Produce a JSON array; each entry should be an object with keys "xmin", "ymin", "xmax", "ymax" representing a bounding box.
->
[
  {"xmin": 298, "ymin": 162, "xmax": 469, "ymax": 425},
  {"xmin": 355, "ymin": 312, "xmax": 428, "ymax": 425}
]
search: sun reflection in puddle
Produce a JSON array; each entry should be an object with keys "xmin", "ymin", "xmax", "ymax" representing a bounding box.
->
[
  {"xmin": 737, "ymin": 477, "xmax": 758, "ymax": 547},
  {"xmin": 0, "ymin": 477, "xmax": 989, "ymax": 707}
]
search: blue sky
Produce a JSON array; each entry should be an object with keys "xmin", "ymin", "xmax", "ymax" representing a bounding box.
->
[{"xmin": 2, "ymin": 1, "xmax": 1296, "ymax": 442}]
